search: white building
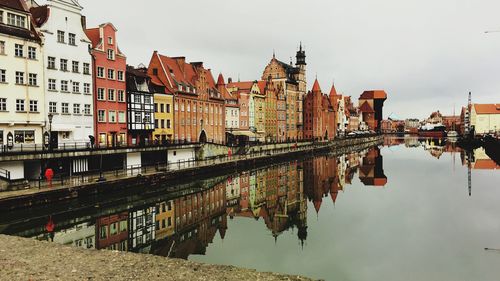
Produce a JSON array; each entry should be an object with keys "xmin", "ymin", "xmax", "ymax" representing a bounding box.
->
[
  {"xmin": 471, "ymin": 104, "xmax": 500, "ymax": 135},
  {"xmin": 0, "ymin": 0, "xmax": 45, "ymax": 148},
  {"xmin": 30, "ymin": 0, "xmax": 93, "ymax": 147},
  {"xmin": 53, "ymin": 222, "xmax": 95, "ymax": 249}
]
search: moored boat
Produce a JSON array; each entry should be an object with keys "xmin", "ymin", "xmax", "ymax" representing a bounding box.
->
[{"xmin": 418, "ymin": 123, "xmax": 447, "ymax": 138}]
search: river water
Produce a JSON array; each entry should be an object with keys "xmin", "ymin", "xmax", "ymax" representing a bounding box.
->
[{"xmin": 1, "ymin": 137, "xmax": 499, "ymax": 281}]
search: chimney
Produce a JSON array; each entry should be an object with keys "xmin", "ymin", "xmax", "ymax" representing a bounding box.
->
[{"xmin": 228, "ymin": 77, "xmax": 233, "ymax": 83}]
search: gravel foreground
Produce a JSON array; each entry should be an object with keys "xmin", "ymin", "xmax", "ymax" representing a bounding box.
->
[{"xmin": 0, "ymin": 235, "xmax": 316, "ymax": 281}]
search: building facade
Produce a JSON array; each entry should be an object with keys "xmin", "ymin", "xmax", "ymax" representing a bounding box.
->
[
  {"xmin": 303, "ymin": 79, "xmax": 335, "ymax": 140},
  {"xmin": 471, "ymin": 104, "xmax": 500, "ymax": 135},
  {"xmin": 126, "ymin": 66, "xmax": 155, "ymax": 145},
  {"xmin": 148, "ymin": 52, "xmax": 225, "ymax": 144},
  {"xmin": 85, "ymin": 23, "xmax": 127, "ymax": 147},
  {"xmin": 358, "ymin": 90, "xmax": 387, "ymax": 132},
  {"xmin": 0, "ymin": 0, "xmax": 44, "ymax": 148},
  {"xmin": 152, "ymin": 91, "xmax": 174, "ymax": 143},
  {"xmin": 31, "ymin": 0, "xmax": 94, "ymax": 147}
]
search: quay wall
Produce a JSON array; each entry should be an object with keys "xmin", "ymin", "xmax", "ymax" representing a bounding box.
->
[{"xmin": 0, "ymin": 136, "xmax": 382, "ymax": 212}]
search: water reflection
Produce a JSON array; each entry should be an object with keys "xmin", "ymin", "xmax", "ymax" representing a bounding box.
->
[{"xmin": 18, "ymin": 146, "xmax": 391, "ymax": 260}]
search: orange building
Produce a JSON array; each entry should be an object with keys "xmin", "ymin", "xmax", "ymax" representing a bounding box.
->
[
  {"xmin": 358, "ymin": 90, "xmax": 387, "ymax": 132},
  {"xmin": 147, "ymin": 52, "xmax": 225, "ymax": 144},
  {"xmin": 303, "ymin": 79, "xmax": 336, "ymax": 140}
]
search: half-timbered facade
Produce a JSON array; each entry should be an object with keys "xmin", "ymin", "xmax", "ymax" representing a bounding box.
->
[{"xmin": 126, "ymin": 66, "xmax": 155, "ymax": 145}]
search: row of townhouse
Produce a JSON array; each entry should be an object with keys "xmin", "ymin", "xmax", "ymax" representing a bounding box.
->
[{"xmin": 0, "ymin": 0, "xmax": 387, "ymax": 151}]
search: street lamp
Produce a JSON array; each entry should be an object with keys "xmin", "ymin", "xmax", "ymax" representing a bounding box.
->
[{"xmin": 48, "ymin": 113, "xmax": 53, "ymax": 150}]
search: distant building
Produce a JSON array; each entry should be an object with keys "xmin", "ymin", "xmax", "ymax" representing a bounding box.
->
[
  {"xmin": 303, "ymin": 79, "xmax": 335, "ymax": 140},
  {"xmin": 405, "ymin": 118, "xmax": 420, "ymax": 133},
  {"xmin": 427, "ymin": 110, "xmax": 443, "ymax": 124},
  {"xmin": 471, "ymin": 104, "xmax": 500, "ymax": 135},
  {"xmin": 358, "ymin": 90, "xmax": 387, "ymax": 132}
]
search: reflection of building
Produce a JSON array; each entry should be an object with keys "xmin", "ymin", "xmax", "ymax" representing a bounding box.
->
[
  {"xmin": 129, "ymin": 206, "xmax": 156, "ymax": 252},
  {"xmin": 155, "ymin": 200, "xmax": 175, "ymax": 240},
  {"xmin": 53, "ymin": 222, "xmax": 95, "ymax": 249},
  {"xmin": 358, "ymin": 147, "xmax": 387, "ymax": 186},
  {"xmin": 462, "ymin": 148, "xmax": 499, "ymax": 170},
  {"xmin": 226, "ymin": 175, "xmax": 240, "ymax": 207},
  {"xmin": 96, "ymin": 212, "xmax": 128, "ymax": 251}
]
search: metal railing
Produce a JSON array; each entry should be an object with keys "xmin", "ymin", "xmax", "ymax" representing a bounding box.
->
[{"xmin": 0, "ymin": 167, "xmax": 11, "ymax": 181}]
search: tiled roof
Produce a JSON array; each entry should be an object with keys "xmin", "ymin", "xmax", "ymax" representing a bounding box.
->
[
  {"xmin": 0, "ymin": 0, "xmax": 27, "ymax": 12},
  {"xmin": 474, "ymin": 104, "xmax": 500, "ymax": 114},
  {"xmin": 30, "ymin": 5, "xmax": 49, "ymax": 27},
  {"xmin": 360, "ymin": 90, "xmax": 387, "ymax": 100},
  {"xmin": 227, "ymin": 81, "xmax": 254, "ymax": 90},
  {"xmin": 311, "ymin": 79, "xmax": 321, "ymax": 92},
  {"xmin": 329, "ymin": 84, "xmax": 338, "ymax": 96},
  {"xmin": 359, "ymin": 101, "xmax": 375, "ymax": 113},
  {"xmin": 84, "ymin": 28, "xmax": 100, "ymax": 47}
]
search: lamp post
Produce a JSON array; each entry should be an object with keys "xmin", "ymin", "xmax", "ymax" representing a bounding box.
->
[{"xmin": 48, "ymin": 113, "xmax": 53, "ymax": 150}]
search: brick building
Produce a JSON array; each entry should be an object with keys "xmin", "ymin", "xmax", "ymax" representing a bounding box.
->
[
  {"xmin": 358, "ymin": 90, "xmax": 387, "ymax": 132},
  {"xmin": 303, "ymin": 79, "xmax": 335, "ymax": 140},
  {"xmin": 148, "ymin": 52, "xmax": 225, "ymax": 144}
]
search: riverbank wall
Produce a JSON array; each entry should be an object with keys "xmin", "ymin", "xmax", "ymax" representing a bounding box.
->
[
  {"xmin": 0, "ymin": 234, "xmax": 314, "ymax": 281},
  {"xmin": 0, "ymin": 135, "xmax": 382, "ymax": 212}
]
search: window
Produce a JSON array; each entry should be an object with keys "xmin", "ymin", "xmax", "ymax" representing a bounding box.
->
[
  {"xmin": 15, "ymin": 71, "xmax": 24, "ymax": 84},
  {"xmin": 97, "ymin": 67, "xmax": 104, "ymax": 78},
  {"xmin": 0, "ymin": 41, "xmax": 4, "ymax": 55},
  {"xmin": 107, "ymin": 89, "xmax": 115, "ymax": 101},
  {"xmin": 14, "ymin": 44, "xmax": 23, "ymax": 57},
  {"xmin": 68, "ymin": 33, "xmax": 76, "ymax": 45},
  {"xmin": 154, "ymin": 119, "xmax": 158, "ymax": 129},
  {"xmin": 28, "ymin": 46, "xmax": 36, "ymax": 59},
  {"xmin": 0, "ymin": 12, "xmax": 2, "ymax": 24},
  {"xmin": 97, "ymin": 88, "xmax": 105, "ymax": 100},
  {"xmin": 98, "ymin": 110, "xmax": 105, "ymax": 122},
  {"xmin": 28, "ymin": 73, "xmax": 37, "ymax": 86},
  {"xmin": 7, "ymin": 13, "xmax": 25, "ymax": 28},
  {"xmin": 99, "ymin": 226, "xmax": 107, "ymax": 239},
  {"xmin": 109, "ymin": 111, "xmax": 116, "ymax": 123},
  {"xmin": 167, "ymin": 119, "xmax": 171, "ymax": 128},
  {"xmin": 117, "ymin": 90, "xmax": 124, "ymax": 102},
  {"xmin": 84, "ymin": 104, "xmax": 91, "ymax": 115},
  {"xmin": 117, "ymin": 71, "xmax": 124, "ymax": 81},
  {"xmin": 134, "ymin": 112, "xmax": 141, "ymax": 123},
  {"xmin": 0, "ymin": 98, "xmax": 7, "ymax": 111},
  {"xmin": 61, "ymin": 103, "xmax": 69, "ymax": 114},
  {"xmin": 166, "ymin": 104, "xmax": 170, "ymax": 113},
  {"xmin": 49, "ymin": 102, "xmax": 57, "ymax": 113},
  {"xmin": 16, "ymin": 99, "xmax": 25, "ymax": 111},
  {"xmin": 60, "ymin": 59, "xmax": 68, "ymax": 71},
  {"xmin": 83, "ymin": 63, "xmax": 90, "ymax": 75},
  {"xmin": 107, "ymin": 69, "xmax": 114, "ymax": 80},
  {"xmin": 72, "ymin": 82, "xmax": 80, "ymax": 93},
  {"xmin": 48, "ymin": 57, "xmax": 56, "ymax": 69},
  {"xmin": 57, "ymin": 30, "xmax": 65, "ymax": 43},
  {"xmin": 0, "ymin": 69, "xmax": 5, "ymax": 83},
  {"xmin": 83, "ymin": 83, "xmax": 90, "ymax": 94},
  {"xmin": 160, "ymin": 104, "xmax": 164, "ymax": 113},
  {"xmin": 160, "ymin": 119, "xmax": 164, "ymax": 129},
  {"xmin": 144, "ymin": 96, "xmax": 151, "ymax": 104},
  {"xmin": 14, "ymin": 130, "xmax": 34, "ymax": 144},
  {"xmin": 73, "ymin": 103, "xmax": 80, "ymax": 114},
  {"xmin": 108, "ymin": 36, "xmax": 113, "ymax": 45},
  {"xmin": 118, "ymin": 111, "xmax": 126, "ymax": 123},
  {"xmin": 61, "ymin": 80, "xmax": 68, "ymax": 92},
  {"xmin": 29, "ymin": 100, "xmax": 38, "ymax": 112},
  {"xmin": 107, "ymin": 49, "xmax": 114, "ymax": 60},
  {"xmin": 72, "ymin": 61, "xmax": 79, "ymax": 73},
  {"xmin": 134, "ymin": 95, "xmax": 141, "ymax": 103}
]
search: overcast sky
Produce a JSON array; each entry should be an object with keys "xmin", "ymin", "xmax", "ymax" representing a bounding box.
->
[{"xmin": 43, "ymin": 0, "xmax": 500, "ymax": 119}]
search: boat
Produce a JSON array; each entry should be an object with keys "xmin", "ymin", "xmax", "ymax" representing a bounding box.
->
[{"xmin": 418, "ymin": 123, "xmax": 447, "ymax": 138}]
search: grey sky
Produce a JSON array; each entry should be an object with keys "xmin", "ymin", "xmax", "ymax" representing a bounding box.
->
[{"xmin": 42, "ymin": 0, "xmax": 500, "ymax": 119}]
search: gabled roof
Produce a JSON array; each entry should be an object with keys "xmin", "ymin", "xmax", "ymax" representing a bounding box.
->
[
  {"xmin": 474, "ymin": 104, "xmax": 500, "ymax": 115},
  {"xmin": 329, "ymin": 84, "xmax": 338, "ymax": 96},
  {"xmin": 311, "ymin": 79, "xmax": 321, "ymax": 92},
  {"xmin": 360, "ymin": 90, "xmax": 387, "ymax": 100},
  {"xmin": 84, "ymin": 28, "xmax": 100, "ymax": 47},
  {"xmin": 359, "ymin": 101, "xmax": 375, "ymax": 113},
  {"xmin": 227, "ymin": 81, "xmax": 254, "ymax": 90}
]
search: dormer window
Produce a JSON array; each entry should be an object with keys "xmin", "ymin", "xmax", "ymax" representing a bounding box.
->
[
  {"xmin": 7, "ymin": 13, "xmax": 25, "ymax": 28},
  {"xmin": 108, "ymin": 37, "xmax": 113, "ymax": 45},
  {"xmin": 152, "ymin": 68, "xmax": 158, "ymax": 75},
  {"xmin": 107, "ymin": 49, "xmax": 115, "ymax": 60},
  {"xmin": 178, "ymin": 84, "xmax": 182, "ymax": 91}
]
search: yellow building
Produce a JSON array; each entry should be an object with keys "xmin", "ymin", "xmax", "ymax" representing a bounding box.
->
[
  {"xmin": 471, "ymin": 104, "xmax": 500, "ymax": 135},
  {"xmin": 153, "ymin": 93, "xmax": 174, "ymax": 143},
  {"xmin": 155, "ymin": 200, "xmax": 175, "ymax": 240}
]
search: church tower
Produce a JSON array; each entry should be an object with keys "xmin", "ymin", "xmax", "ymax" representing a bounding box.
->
[{"xmin": 295, "ymin": 42, "xmax": 307, "ymax": 140}]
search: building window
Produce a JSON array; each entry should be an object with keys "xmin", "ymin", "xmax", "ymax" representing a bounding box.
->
[
  {"xmin": 108, "ymin": 89, "xmax": 115, "ymax": 101},
  {"xmin": 107, "ymin": 49, "xmax": 115, "ymax": 60},
  {"xmin": 83, "ymin": 63, "xmax": 90, "ymax": 75},
  {"xmin": 72, "ymin": 82, "xmax": 80, "ymax": 93},
  {"xmin": 107, "ymin": 69, "xmax": 115, "ymax": 80},
  {"xmin": 108, "ymin": 36, "xmax": 113, "ymax": 44},
  {"xmin": 0, "ymin": 69, "xmax": 5, "ymax": 83},
  {"xmin": 96, "ymin": 88, "xmax": 105, "ymax": 100},
  {"xmin": 68, "ymin": 33, "xmax": 76, "ymax": 46},
  {"xmin": 117, "ymin": 71, "xmax": 124, "ymax": 81},
  {"xmin": 7, "ymin": 13, "xmax": 25, "ymax": 28},
  {"xmin": 134, "ymin": 95, "xmax": 141, "ymax": 103},
  {"xmin": 14, "ymin": 130, "xmax": 34, "ymax": 144},
  {"xmin": 16, "ymin": 99, "xmax": 25, "ymax": 111},
  {"xmin": 72, "ymin": 61, "xmax": 79, "ymax": 73},
  {"xmin": 109, "ymin": 111, "xmax": 116, "ymax": 123},
  {"xmin": 0, "ymin": 41, "xmax": 5, "ymax": 55},
  {"xmin": 60, "ymin": 59, "xmax": 68, "ymax": 71},
  {"xmin": 49, "ymin": 102, "xmax": 57, "ymax": 113},
  {"xmin": 61, "ymin": 103, "xmax": 69, "ymax": 114},
  {"xmin": 117, "ymin": 90, "xmax": 124, "ymax": 102},
  {"xmin": 97, "ymin": 110, "xmax": 105, "ymax": 122},
  {"xmin": 160, "ymin": 104, "xmax": 164, "ymax": 113},
  {"xmin": 14, "ymin": 44, "xmax": 23, "ymax": 57},
  {"xmin": 73, "ymin": 103, "xmax": 80, "ymax": 114},
  {"xmin": 118, "ymin": 111, "xmax": 126, "ymax": 123},
  {"xmin": 83, "ymin": 83, "xmax": 90, "ymax": 94},
  {"xmin": 57, "ymin": 30, "xmax": 65, "ymax": 43},
  {"xmin": 28, "ymin": 46, "xmax": 36, "ymax": 59},
  {"xmin": 154, "ymin": 103, "xmax": 158, "ymax": 113},
  {"xmin": 134, "ymin": 112, "xmax": 141, "ymax": 123},
  {"xmin": 48, "ymin": 57, "xmax": 56, "ymax": 69},
  {"xmin": 166, "ymin": 104, "xmax": 170, "ymax": 113},
  {"xmin": 154, "ymin": 119, "xmax": 158, "ymax": 129},
  {"xmin": 84, "ymin": 104, "xmax": 91, "ymax": 115},
  {"xmin": 144, "ymin": 96, "xmax": 151, "ymax": 104},
  {"xmin": 15, "ymin": 71, "xmax": 24, "ymax": 84},
  {"xmin": 0, "ymin": 98, "xmax": 7, "ymax": 111},
  {"xmin": 97, "ymin": 67, "xmax": 104, "ymax": 78},
  {"xmin": 28, "ymin": 73, "xmax": 37, "ymax": 86},
  {"xmin": 61, "ymin": 80, "xmax": 68, "ymax": 92},
  {"xmin": 167, "ymin": 119, "xmax": 171, "ymax": 129},
  {"xmin": 29, "ymin": 100, "xmax": 38, "ymax": 112}
]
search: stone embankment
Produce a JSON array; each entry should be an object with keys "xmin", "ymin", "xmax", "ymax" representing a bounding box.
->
[{"xmin": 0, "ymin": 235, "xmax": 315, "ymax": 281}]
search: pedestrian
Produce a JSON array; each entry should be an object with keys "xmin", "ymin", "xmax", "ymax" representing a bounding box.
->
[
  {"xmin": 45, "ymin": 167, "xmax": 54, "ymax": 188},
  {"xmin": 228, "ymin": 147, "xmax": 232, "ymax": 159}
]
